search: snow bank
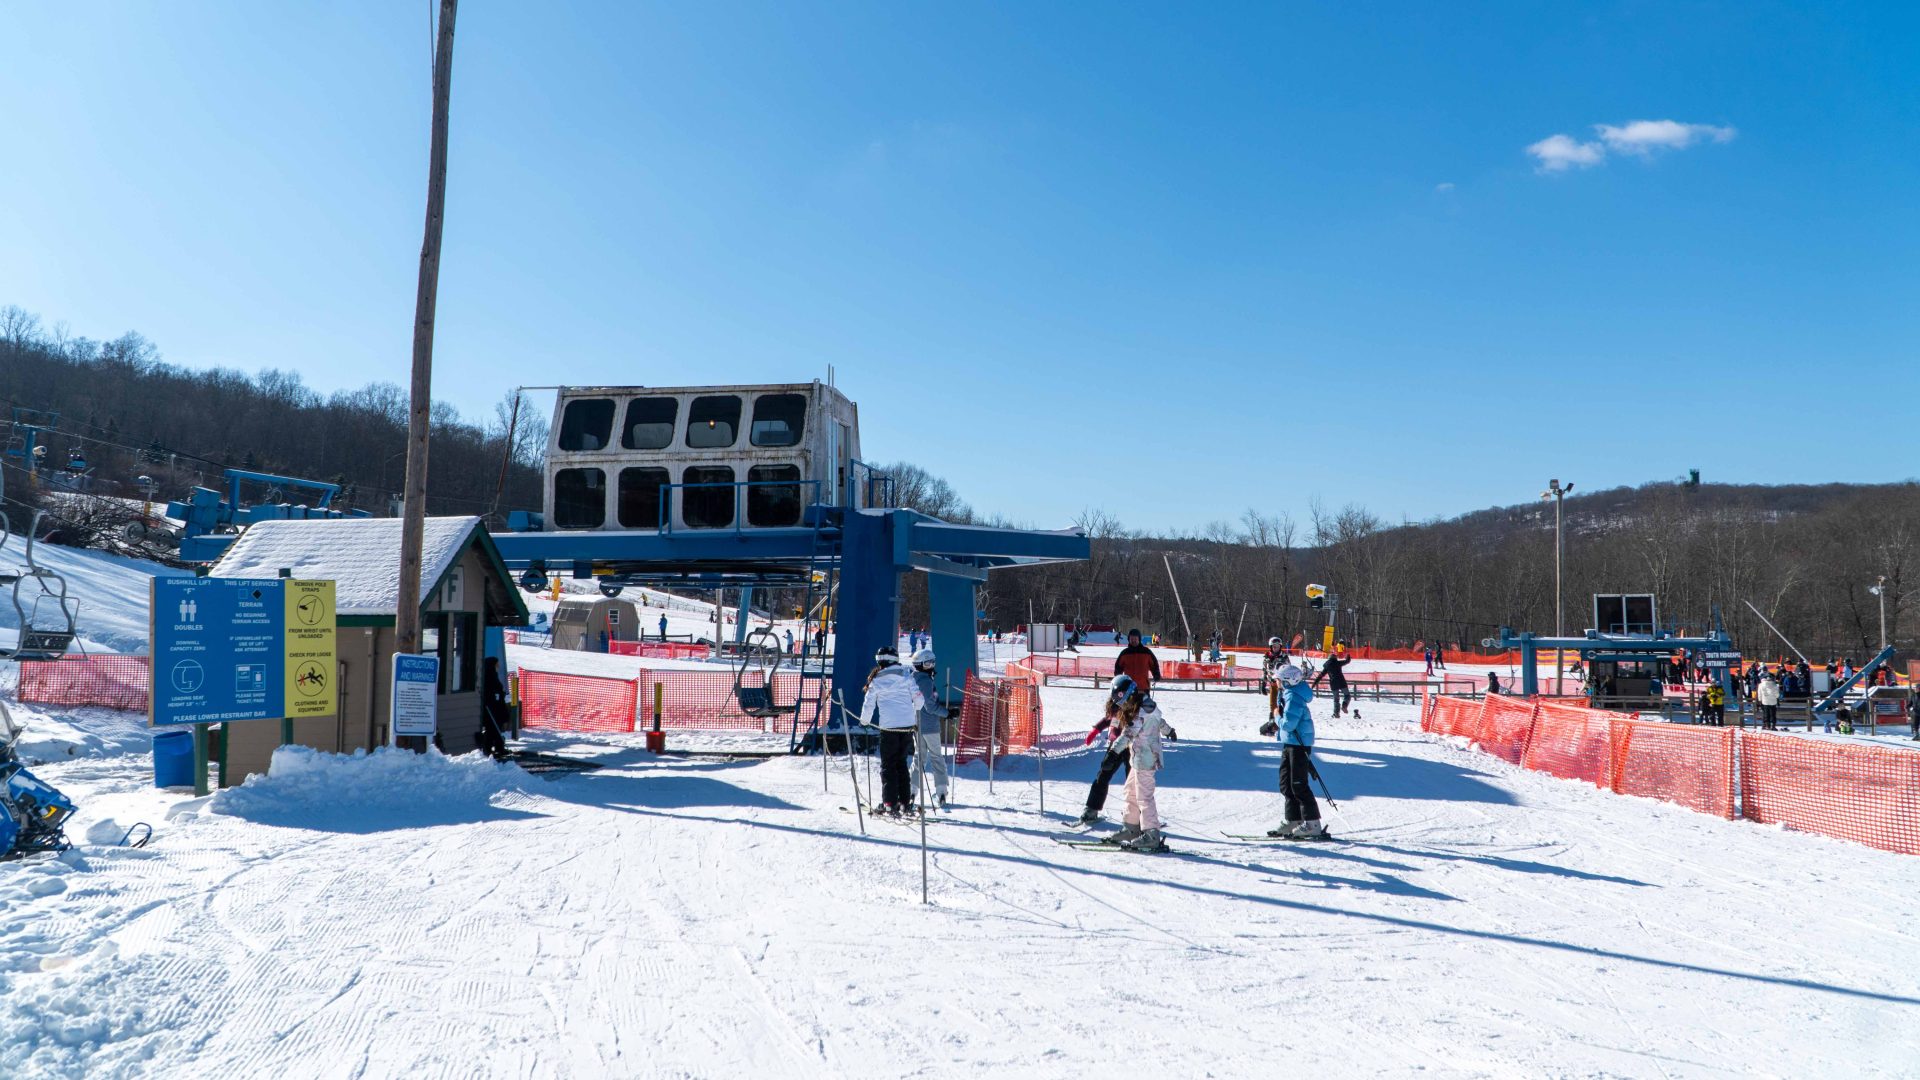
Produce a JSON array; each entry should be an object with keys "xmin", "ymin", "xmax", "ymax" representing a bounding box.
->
[
  {"xmin": 210, "ymin": 746, "xmax": 532, "ymax": 829},
  {"xmin": 5, "ymin": 701, "xmax": 155, "ymax": 763}
]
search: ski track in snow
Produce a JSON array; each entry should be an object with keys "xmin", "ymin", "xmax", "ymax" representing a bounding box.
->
[{"xmin": 3, "ymin": 682, "xmax": 1920, "ymax": 1077}]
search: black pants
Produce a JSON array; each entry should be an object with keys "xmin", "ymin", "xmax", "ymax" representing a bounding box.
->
[
  {"xmin": 479, "ymin": 701, "xmax": 511, "ymax": 757},
  {"xmin": 1762, "ymin": 704, "xmax": 1778, "ymax": 730},
  {"xmin": 879, "ymin": 729, "xmax": 914, "ymax": 806},
  {"xmin": 1084, "ymin": 746, "xmax": 1131, "ymax": 812},
  {"xmin": 1281, "ymin": 744, "xmax": 1319, "ymax": 823},
  {"xmin": 1328, "ymin": 682, "xmax": 1351, "ymax": 716}
]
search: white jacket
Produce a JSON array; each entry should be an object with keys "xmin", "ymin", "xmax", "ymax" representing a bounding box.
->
[
  {"xmin": 859, "ymin": 665, "xmax": 922, "ymax": 731},
  {"xmin": 1119, "ymin": 700, "xmax": 1168, "ymax": 770},
  {"xmin": 1755, "ymin": 678, "xmax": 1781, "ymax": 706}
]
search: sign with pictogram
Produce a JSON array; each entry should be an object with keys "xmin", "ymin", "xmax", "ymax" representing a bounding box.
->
[{"xmin": 284, "ymin": 579, "xmax": 336, "ymax": 718}]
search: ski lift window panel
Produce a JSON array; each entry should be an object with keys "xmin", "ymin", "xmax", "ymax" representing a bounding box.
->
[
  {"xmin": 681, "ymin": 465, "xmax": 736, "ymax": 528},
  {"xmin": 749, "ymin": 394, "xmax": 807, "ymax": 448},
  {"xmin": 552, "ymin": 467, "xmax": 607, "ymax": 529},
  {"xmin": 617, "ymin": 467, "xmax": 671, "ymax": 529},
  {"xmin": 685, "ymin": 396, "xmax": 741, "ymax": 449},
  {"xmin": 746, "ymin": 464, "xmax": 803, "ymax": 527},
  {"xmin": 557, "ymin": 398, "xmax": 616, "ymax": 452},
  {"xmin": 621, "ymin": 398, "xmax": 679, "ymax": 451}
]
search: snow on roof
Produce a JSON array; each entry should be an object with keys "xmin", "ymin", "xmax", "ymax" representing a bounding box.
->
[{"xmin": 210, "ymin": 516, "xmax": 482, "ymax": 616}]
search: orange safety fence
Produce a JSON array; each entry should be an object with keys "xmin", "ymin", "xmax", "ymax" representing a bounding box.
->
[
  {"xmin": 517, "ymin": 670, "xmax": 641, "ymax": 734},
  {"xmin": 1421, "ymin": 694, "xmax": 1919, "ymax": 850},
  {"xmin": 955, "ymin": 671, "xmax": 1044, "ymax": 765},
  {"xmin": 609, "ymin": 640, "xmax": 713, "ymax": 661},
  {"xmin": 17, "ymin": 655, "xmax": 152, "ymax": 711},
  {"xmin": 635, "ymin": 669, "xmax": 808, "ymax": 732},
  {"xmin": 1522, "ymin": 701, "xmax": 1614, "ymax": 786},
  {"xmin": 1610, "ymin": 719, "xmax": 1736, "ymax": 820},
  {"xmin": 1475, "ymin": 695, "xmax": 1541, "ymax": 765},
  {"xmin": 1738, "ymin": 732, "xmax": 1920, "ymax": 856}
]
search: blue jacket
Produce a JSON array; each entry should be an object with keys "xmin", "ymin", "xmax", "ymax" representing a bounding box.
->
[
  {"xmin": 910, "ymin": 670, "xmax": 946, "ymax": 734},
  {"xmin": 1279, "ymin": 682, "xmax": 1315, "ymax": 747}
]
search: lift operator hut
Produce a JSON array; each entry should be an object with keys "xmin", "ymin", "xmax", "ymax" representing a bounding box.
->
[{"xmin": 208, "ymin": 515, "xmax": 528, "ymax": 782}]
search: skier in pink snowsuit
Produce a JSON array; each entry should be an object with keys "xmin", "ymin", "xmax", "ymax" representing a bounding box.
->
[{"xmin": 1105, "ymin": 675, "xmax": 1170, "ymax": 853}]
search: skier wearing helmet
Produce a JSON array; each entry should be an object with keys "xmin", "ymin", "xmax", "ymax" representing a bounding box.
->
[
  {"xmin": 1077, "ymin": 679, "xmax": 1135, "ymax": 827},
  {"xmin": 1266, "ymin": 664, "xmax": 1326, "ymax": 839},
  {"xmin": 859, "ymin": 647, "xmax": 918, "ymax": 815},
  {"xmin": 907, "ymin": 647, "xmax": 951, "ymax": 808},
  {"xmin": 1261, "ymin": 636, "xmax": 1291, "ymax": 715},
  {"xmin": 1102, "ymin": 674, "xmax": 1172, "ymax": 853}
]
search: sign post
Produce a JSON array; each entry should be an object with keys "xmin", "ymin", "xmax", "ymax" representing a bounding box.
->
[{"xmin": 391, "ymin": 654, "xmax": 440, "ymax": 747}]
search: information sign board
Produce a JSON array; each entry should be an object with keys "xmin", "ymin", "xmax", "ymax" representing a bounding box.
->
[
  {"xmin": 151, "ymin": 578, "xmax": 286, "ymax": 727},
  {"xmin": 391, "ymin": 654, "xmax": 440, "ymax": 740}
]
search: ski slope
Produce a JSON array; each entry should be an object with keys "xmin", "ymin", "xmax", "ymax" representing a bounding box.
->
[{"xmin": 4, "ymin": 684, "xmax": 1919, "ymax": 1077}]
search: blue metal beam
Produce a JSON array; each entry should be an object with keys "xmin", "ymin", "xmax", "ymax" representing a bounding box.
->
[{"xmin": 1813, "ymin": 644, "xmax": 1898, "ymax": 714}]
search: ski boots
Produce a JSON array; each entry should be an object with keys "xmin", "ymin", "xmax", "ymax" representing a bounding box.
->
[
  {"xmin": 1101, "ymin": 823, "xmax": 1143, "ymax": 846},
  {"xmin": 1121, "ymin": 828, "xmax": 1167, "ymax": 854},
  {"xmin": 1076, "ymin": 808, "xmax": 1101, "ymax": 826},
  {"xmin": 1292, "ymin": 819, "xmax": 1328, "ymax": 840},
  {"xmin": 1266, "ymin": 821, "xmax": 1299, "ymax": 838}
]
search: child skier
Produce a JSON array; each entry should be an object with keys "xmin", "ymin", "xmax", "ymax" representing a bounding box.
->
[
  {"xmin": 1077, "ymin": 693, "xmax": 1131, "ymax": 826},
  {"xmin": 907, "ymin": 648, "xmax": 951, "ymax": 808},
  {"xmin": 1265, "ymin": 664, "xmax": 1326, "ymax": 839},
  {"xmin": 858, "ymin": 647, "xmax": 919, "ymax": 815},
  {"xmin": 1101, "ymin": 674, "xmax": 1170, "ymax": 852}
]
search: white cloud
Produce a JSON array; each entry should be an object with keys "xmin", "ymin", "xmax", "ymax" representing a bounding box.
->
[
  {"xmin": 1596, "ymin": 120, "xmax": 1736, "ymax": 155},
  {"xmin": 1526, "ymin": 133, "xmax": 1606, "ymax": 172},
  {"xmin": 1526, "ymin": 119, "xmax": 1735, "ymax": 174},
  {"xmin": 1434, "ymin": 182, "xmax": 1455, "ymax": 193}
]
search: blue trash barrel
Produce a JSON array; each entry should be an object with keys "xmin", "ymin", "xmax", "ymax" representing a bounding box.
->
[{"xmin": 153, "ymin": 730, "xmax": 195, "ymax": 788}]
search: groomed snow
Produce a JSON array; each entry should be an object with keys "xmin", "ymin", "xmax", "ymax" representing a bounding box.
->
[{"xmin": 3, "ymin": 683, "xmax": 1919, "ymax": 1077}]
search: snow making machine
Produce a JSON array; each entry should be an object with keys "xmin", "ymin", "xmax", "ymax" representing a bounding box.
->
[{"xmin": 493, "ymin": 380, "xmax": 1090, "ymax": 747}]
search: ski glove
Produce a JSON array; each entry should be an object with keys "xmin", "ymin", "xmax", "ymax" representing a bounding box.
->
[{"xmin": 1259, "ymin": 719, "xmax": 1279, "ymax": 737}]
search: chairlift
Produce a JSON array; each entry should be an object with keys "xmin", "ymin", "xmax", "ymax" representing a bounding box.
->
[
  {"xmin": 0, "ymin": 511, "xmax": 79, "ymax": 662},
  {"xmin": 733, "ymin": 626, "xmax": 789, "ymax": 717}
]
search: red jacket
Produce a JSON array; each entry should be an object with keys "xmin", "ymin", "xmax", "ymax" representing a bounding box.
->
[{"xmin": 1114, "ymin": 645, "xmax": 1161, "ymax": 688}]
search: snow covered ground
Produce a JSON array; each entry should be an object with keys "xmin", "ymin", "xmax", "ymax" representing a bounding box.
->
[
  {"xmin": 4, "ymin": 681, "xmax": 1919, "ymax": 1077},
  {"xmin": 0, "ymin": 542, "xmax": 187, "ymax": 657}
]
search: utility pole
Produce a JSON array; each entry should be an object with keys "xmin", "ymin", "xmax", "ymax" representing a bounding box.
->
[
  {"xmin": 1541, "ymin": 479, "xmax": 1573, "ymax": 693},
  {"xmin": 395, "ymin": 0, "xmax": 459, "ymax": 692},
  {"xmin": 1872, "ymin": 575, "xmax": 1888, "ymax": 651}
]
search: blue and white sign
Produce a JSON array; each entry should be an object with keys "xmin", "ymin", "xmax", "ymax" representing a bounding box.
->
[
  {"xmin": 390, "ymin": 654, "xmax": 440, "ymax": 741},
  {"xmin": 151, "ymin": 578, "xmax": 286, "ymax": 727}
]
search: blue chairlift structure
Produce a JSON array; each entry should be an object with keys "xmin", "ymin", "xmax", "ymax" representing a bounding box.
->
[
  {"xmin": 169, "ymin": 468, "xmax": 371, "ymax": 563},
  {"xmin": 493, "ymin": 382, "xmax": 1090, "ymax": 748}
]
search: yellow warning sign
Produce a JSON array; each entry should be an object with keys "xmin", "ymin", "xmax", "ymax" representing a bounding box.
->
[{"xmin": 284, "ymin": 579, "xmax": 336, "ymax": 718}]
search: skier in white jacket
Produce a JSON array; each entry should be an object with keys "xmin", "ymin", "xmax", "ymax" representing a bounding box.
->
[
  {"xmin": 859, "ymin": 647, "xmax": 919, "ymax": 815},
  {"xmin": 1103, "ymin": 674, "xmax": 1171, "ymax": 853}
]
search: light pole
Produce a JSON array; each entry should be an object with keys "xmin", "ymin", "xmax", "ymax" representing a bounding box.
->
[
  {"xmin": 1869, "ymin": 576, "xmax": 1888, "ymax": 651},
  {"xmin": 1540, "ymin": 479, "xmax": 1574, "ymax": 693}
]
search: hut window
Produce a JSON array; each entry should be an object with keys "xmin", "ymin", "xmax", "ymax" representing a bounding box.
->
[
  {"xmin": 686, "ymin": 396, "xmax": 741, "ymax": 449},
  {"xmin": 557, "ymin": 398, "xmax": 615, "ymax": 452},
  {"xmin": 749, "ymin": 394, "xmax": 806, "ymax": 447},
  {"xmin": 553, "ymin": 468, "xmax": 606, "ymax": 529},
  {"xmin": 618, "ymin": 467, "xmax": 670, "ymax": 528},
  {"xmin": 621, "ymin": 398, "xmax": 678, "ymax": 450},
  {"xmin": 747, "ymin": 464, "xmax": 803, "ymax": 527},
  {"xmin": 682, "ymin": 465, "xmax": 735, "ymax": 528}
]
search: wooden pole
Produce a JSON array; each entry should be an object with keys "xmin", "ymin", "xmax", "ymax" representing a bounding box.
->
[{"xmin": 394, "ymin": 0, "xmax": 459, "ymax": 712}]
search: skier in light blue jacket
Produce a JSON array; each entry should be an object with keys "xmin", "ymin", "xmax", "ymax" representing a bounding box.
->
[{"xmin": 1267, "ymin": 664, "xmax": 1325, "ymax": 839}]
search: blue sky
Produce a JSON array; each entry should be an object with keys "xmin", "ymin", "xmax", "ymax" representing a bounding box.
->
[{"xmin": 2, "ymin": 2, "xmax": 1915, "ymax": 533}]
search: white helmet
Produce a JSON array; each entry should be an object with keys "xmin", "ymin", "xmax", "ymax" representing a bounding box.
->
[
  {"xmin": 874, "ymin": 646, "xmax": 900, "ymax": 665},
  {"xmin": 910, "ymin": 647, "xmax": 936, "ymax": 669},
  {"xmin": 1278, "ymin": 664, "xmax": 1304, "ymax": 686},
  {"xmin": 1268, "ymin": 636, "xmax": 1284, "ymax": 649}
]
